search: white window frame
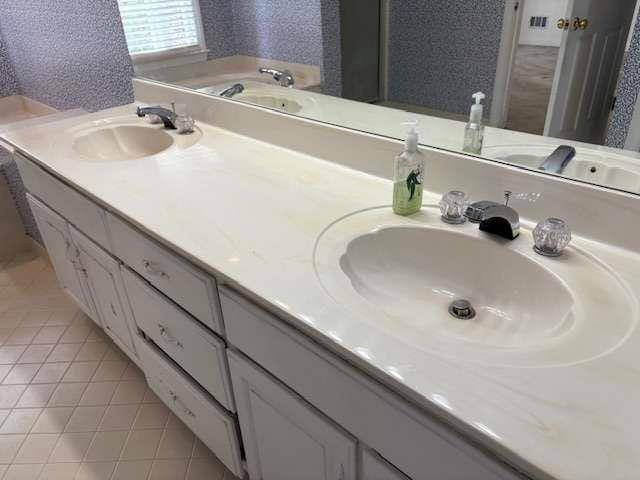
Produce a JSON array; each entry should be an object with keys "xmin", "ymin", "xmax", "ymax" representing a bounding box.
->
[{"xmin": 121, "ymin": 0, "xmax": 209, "ymax": 69}]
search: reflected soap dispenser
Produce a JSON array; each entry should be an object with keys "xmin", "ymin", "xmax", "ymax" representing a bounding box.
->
[
  {"xmin": 393, "ymin": 121, "xmax": 425, "ymax": 216},
  {"xmin": 463, "ymin": 92, "xmax": 485, "ymax": 155}
]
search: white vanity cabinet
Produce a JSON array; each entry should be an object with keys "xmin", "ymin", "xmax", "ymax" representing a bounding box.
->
[
  {"xmin": 360, "ymin": 448, "xmax": 410, "ymax": 480},
  {"xmin": 70, "ymin": 226, "xmax": 137, "ymax": 359},
  {"xmin": 27, "ymin": 194, "xmax": 95, "ymax": 318},
  {"xmin": 228, "ymin": 350, "xmax": 357, "ymax": 480}
]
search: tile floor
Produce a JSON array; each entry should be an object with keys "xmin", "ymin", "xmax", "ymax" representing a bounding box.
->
[{"xmin": 0, "ymin": 249, "xmax": 240, "ymax": 480}]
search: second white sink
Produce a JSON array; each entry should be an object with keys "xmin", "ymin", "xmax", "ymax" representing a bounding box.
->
[{"xmin": 314, "ymin": 207, "xmax": 637, "ymax": 368}]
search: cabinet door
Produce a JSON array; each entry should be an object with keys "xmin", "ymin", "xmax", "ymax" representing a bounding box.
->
[
  {"xmin": 228, "ymin": 350, "xmax": 356, "ymax": 480},
  {"xmin": 70, "ymin": 226, "xmax": 137, "ymax": 358},
  {"xmin": 361, "ymin": 448, "xmax": 410, "ymax": 480},
  {"xmin": 27, "ymin": 194, "xmax": 94, "ymax": 316}
]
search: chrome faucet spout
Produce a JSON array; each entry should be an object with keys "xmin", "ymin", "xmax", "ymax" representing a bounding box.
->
[
  {"xmin": 258, "ymin": 67, "xmax": 295, "ymax": 87},
  {"xmin": 220, "ymin": 83, "xmax": 245, "ymax": 98},
  {"xmin": 136, "ymin": 106, "xmax": 176, "ymax": 129},
  {"xmin": 539, "ymin": 145, "xmax": 576, "ymax": 174}
]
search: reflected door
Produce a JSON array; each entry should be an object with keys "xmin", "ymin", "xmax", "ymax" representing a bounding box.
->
[{"xmin": 545, "ymin": 0, "xmax": 637, "ymax": 143}]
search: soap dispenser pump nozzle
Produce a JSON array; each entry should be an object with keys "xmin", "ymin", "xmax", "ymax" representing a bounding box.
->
[
  {"xmin": 469, "ymin": 92, "xmax": 485, "ymax": 125},
  {"xmin": 401, "ymin": 120, "xmax": 419, "ymax": 153}
]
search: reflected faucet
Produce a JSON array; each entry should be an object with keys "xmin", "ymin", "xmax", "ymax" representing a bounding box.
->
[
  {"xmin": 258, "ymin": 68, "xmax": 295, "ymax": 87},
  {"xmin": 220, "ymin": 83, "xmax": 245, "ymax": 98},
  {"xmin": 539, "ymin": 145, "xmax": 576, "ymax": 174}
]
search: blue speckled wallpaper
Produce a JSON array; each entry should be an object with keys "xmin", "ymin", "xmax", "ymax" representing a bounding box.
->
[
  {"xmin": 200, "ymin": 0, "xmax": 238, "ymax": 60},
  {"xmin": 0, "ymin": 38, "xmax": 19, "ymax": 97},
  {"xmin": 387, "ymin": 0, "xmax": 505, "ymax": 116},
  {"xmin": 230, "ymin": 0, "xmax": 324, "ymax": 66},
  {"xmin": 319, "ymin": 0, "xmax": 342, "ymax": 96},
  {"xmin": 606, "ymin": 11, "xmax": 640, "ymax": 149},
  {"xmin": 0, "ymin": 0, "xmax": 134, "ymax": 112}
]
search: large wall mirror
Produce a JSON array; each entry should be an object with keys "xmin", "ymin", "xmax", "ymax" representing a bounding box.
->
[{"xmin": 121, "ymin": 0, "xmax": 640, "ymax": 195}]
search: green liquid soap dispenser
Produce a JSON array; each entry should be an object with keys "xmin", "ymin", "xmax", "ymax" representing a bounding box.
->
[
  {"xmin": 463, "ymin": 92, "xmax": 485, "ymax": 155},
  {"xmin": 393, "ymin": 120, "xmax": 425, "ymax": 216}
]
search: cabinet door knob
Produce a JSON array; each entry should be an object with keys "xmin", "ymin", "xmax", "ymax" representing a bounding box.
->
[
  {"xmin": 142, "ymin": 259, "xmax": 169, "ymax": 279},
  {"xmin": 557, "ymin": 18, "xmax": 570, "ymax": 30},
  {"xmin": 169, "ymin": 389, "xmax": 195, "ymax": 418},
  {"xmin": 158, "ymin": 324, "xmax": 184, "ymax": 349}
]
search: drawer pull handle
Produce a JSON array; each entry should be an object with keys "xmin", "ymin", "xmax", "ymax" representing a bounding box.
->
[
  {"xmin": 142, "ymin": 259, "xmax": 169, "ymax": 279},
  {"xmin": 159, "ymin": 324, "xmax": 184, "ymax": 349},
  {"xmin": 169, "ymin": 389, "xmax": 195, "ymax": 418}
]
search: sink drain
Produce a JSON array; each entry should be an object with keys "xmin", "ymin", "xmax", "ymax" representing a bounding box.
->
[{"xmin": 448, "ymin": 299, "xmax": 476, "ymax": 320}]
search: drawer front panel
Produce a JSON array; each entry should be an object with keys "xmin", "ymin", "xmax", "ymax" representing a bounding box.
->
[
  {"xmin": 16, "ymin": 153, "xmax": 110, "ymax": 249},
  {"xmin": 136, "ymin": 338, "xmax": 243, "ymax": 477},
  {"xmin": 106, "ymin": 213, "xmax": 223, "ymax": 334},
  {"xmin": 123, "ymin": 268, "xmax": 234, "ymax": 411}
]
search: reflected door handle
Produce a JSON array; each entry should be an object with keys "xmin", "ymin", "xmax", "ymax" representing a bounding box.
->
[
  {"xmin": 573, "ymin": 17, "xmax": 589, "ymax": 30},
  {"xmin": 557, "ymin": 18, "xmax": 570, "ymax": 30}
]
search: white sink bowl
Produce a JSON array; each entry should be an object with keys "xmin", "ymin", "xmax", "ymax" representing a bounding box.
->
[
  {"xmin": 236, "ymin": 94, "xmax": 303, "ymax": 114},
  {"xmin": 484, "ymin": 144, "xmax": 640, "ymax": 193},
  {"xmin": 70, "ymin": 121, "xmax": 202, "ymax": 162},
  {"xmin": 314, "ymin": 207, "xmax": 637, "ymax": 367}
]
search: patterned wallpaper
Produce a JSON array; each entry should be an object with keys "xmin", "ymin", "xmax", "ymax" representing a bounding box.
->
[
  {"xmin": 0, "ymin": 0, "xmax": 134, "ymax": 112},
  {"xmin": 605, "ymin": 10, "xmax": 640, "ymax": 149},
  {"xmin": 0, "ymin": 38, "xmax": 19, "ymax": 97},
  {"xmin": 200, "ymin": 0, "xmax": 237, "ymax": 60},
  {"xmin": 319, "ymin": 0, "xmax": 342, "ymax": 96},
  {"xmin": 387, "ymin": 0, "xmax": 505, "ymax": 116}
]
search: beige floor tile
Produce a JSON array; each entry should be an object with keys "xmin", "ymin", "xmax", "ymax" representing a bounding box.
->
[
  {"xmin": 74, "ymin": 342, "xmax": 108, "ymax": 362},
  {"xmin": 120, "ymin": 429, "xmax": 163, "ymax": 460},
  {"xmin": 133, "ymin": 404, "xmax": 170, "ymax": 430},
  {"xmin": 46, "ymin": 309, "xmax": 78, "ymax": 327},
  {"xmin": 120, "ymin": 363, "xmax": 145, "ymax": 382},
  {"xmin": 142, "ymin": 387, "xmax": 162, "ymax": 405},
  {"xmin": 0, "ymin": 408, "xmax": 42, "ymax": 434},
  {"xmin": 165, "ymin": 414, "xmax": 190, "ymax": 432},
  {"xmin": 31, "ymin": 407, "xmax": 74, "ymax": 434},
  {"xmin": 37, "ymin": 462, "xmax": 80, "ymax": 480},
  {"xmin": 0, "ymin": 408, "xmax": 10, "ymax": 425},
  {"xmin": 32, "ymin": 326, "xmax": 66, "ymax": 345},
  {"xmin": 17, "ymin": 345, "xmax": 54, "ymax": 364},
  {"xmin": 19, "ymin": 311, "xmax": 50, "ymax": 328},
  {"xmin": 0, "ymin": 327, "xmax": 16, "ymax": 345},
  {"xmin": 0, "ymin": 312, "xmax": 24, "ymax": 329},
  {"xmin": 0, "ymin": 434, "xmax": 26, "ymax": 463},
  {"xmin": 191, "ymin": 439, "xmax": 215, "ymax": 459},
  {"xmin": 5, "ymin": 327, "xmax": 40, "ymax": 346},
  {"xmin": 186, "ymin": 458, "xmax": 225, "ymax": 480},
  {"xmin": 84, "ymin": 430, "xmax": 128, "ymax": 462},
  {"xmin": 75, "ymin": 462, "xmax": 116, "ymax": 480},
  {"xmin": 149, "ymin": 459, "xmax": 189, "ymax": 480},
  {"xmin": 48, "ymin": 431, "xmax": 94, "ymax": 462},
  {"xmin": 61, "ymin": 362, "xmax": 99, "ymax": 383},
  {"xmin": 59, "ymin": 325, "xmax": 92, "ymax": 344},
  {"xmin": 86, "ymin": 329, "xmax": 110, "ymax": 344},
  {"xmin": 48, "ymin": 383, "xmax": 87, "ymax": 407},
  {"xmin": 13, "ymin": 433, "xmax": 59, "ymax": 463},
  {"xmin": 79, "ymin": 382, "xmax": 118, "ymax": 406},
  {"xmin": 0, "ymin": 363, "xmax": 13, "ymax": 381},
  {"xmin": 0, "ymin": 385, "xmax": 28, "ymax": 408},
  {"xmin": 0, "ymin": 465, "xmax": 7, "ymax": 479},
  {"xmin": 102, "ymin": 346, "xmax": 127, "ymax": 362},
  {"xmin": 111, "ymin": 460, "xmax": 153, "ymax": 480},
  {"xmin": 31, "ymin": 363, "xmax": 69, "ymax": 384},
  {"xmin": 99, "ymin": 405, "xmax": 140, "ymax": 431},
  {"xmin": 0, "ymin": 345, "xmax": 28, "ymax": 364},
  {"xmin": 3, "ymin": 364, "xmax": 41, "ymax": 385},
  {"xmin": 16, "ymin": 384, "xmax": 57, "ymax": 408},
  {"xmin": 46, "ymin": 343, "xmax": 82, "ymax": 363},
  {"xmin": 110, "ymin": 381, "xmax": 146, "ymax": 405},
  {"xmin": 64, "ymin": 406, "xmax": 106, "ymax": 432},
  {"xmin": 92, "ymin": 361, "xmax": 127, "ymax": 382},
  {"xmin": 3, "ymin": 463, "xmax": 44, "ymax": 480},
  {"xmin": 156, "ymin": 428, "xmax": 195, "ymax": 459}
]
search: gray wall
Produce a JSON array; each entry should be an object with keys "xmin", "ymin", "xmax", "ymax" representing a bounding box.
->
[
  {"xmin": 0, "ymin": 0, "xmax": 134, "ymax": 112},
  {"xmin": 606, "ymin": 10, "xmax": 640, "ymax": 149},
  {"xmin": 0, "ymin": 38, "xmax": 19, "ymax": 97},
  {"xmin": 387, "ymin": 0, "xmax": 505, "ymax": 116}
]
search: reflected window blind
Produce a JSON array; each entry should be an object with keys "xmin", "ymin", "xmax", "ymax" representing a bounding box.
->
[{"xmin": 118, "ymin": 0, "xmax": 201, "ymax": 56}]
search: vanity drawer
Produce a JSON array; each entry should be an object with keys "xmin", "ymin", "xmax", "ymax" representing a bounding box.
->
[
  {"xmin": 136, "ymin": 338, "xmax": 243, "ymax": 477},
  {"xmin": 122, "ymin": 267, "xmax": 234, "ymax": 411},
  {"xmin": 106, "ymin": 213, "xmax": 224, "ymax": 334},
  {"xmin": 16, "ymin": 152, "xmax": 110, "ymax": 249}
]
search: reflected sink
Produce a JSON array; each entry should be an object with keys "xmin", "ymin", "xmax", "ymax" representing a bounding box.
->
[
  {"xmin": 236, "ymin": 94, "xmax": 303, "ymax": 113},
  {"xmin": 484, "ymin": 144, "xmax": 640, "ymax": 193},
  {"xmin": 314, "ymin": 207, "xmax": 637, "ymax": 368}
]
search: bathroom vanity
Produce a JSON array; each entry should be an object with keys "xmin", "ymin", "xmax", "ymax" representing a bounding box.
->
[{"xmin": 3, "ymin": 81, "xmax": 640, "ymax": 480}]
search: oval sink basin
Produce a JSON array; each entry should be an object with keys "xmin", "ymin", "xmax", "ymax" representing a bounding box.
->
[
  {"xmin": 72, "ymin": 125, "xmax": 174, "ymax": 161},
  {"xmin": 236, "ymin": 94, "xmax": 303, "ymax": 114},
  {"xmin": 314, "ymin": 208, "xmax": 637, "ymax": 367},
  {"xmin": 484, "ymin": 144, "xmax": 640, "ymax": 193}
]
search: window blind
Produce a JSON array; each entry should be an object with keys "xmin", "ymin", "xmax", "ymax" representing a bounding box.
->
[{"xmin": 118, "ymin": 0, "xmax": 201, "ymax": 56}]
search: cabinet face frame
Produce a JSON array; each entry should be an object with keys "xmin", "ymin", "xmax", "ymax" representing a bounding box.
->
[{"xmin": 228, "ymin": 349, "xmax": 357, "ymax": 480}]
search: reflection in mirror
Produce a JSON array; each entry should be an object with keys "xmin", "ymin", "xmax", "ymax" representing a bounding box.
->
[{"xmin": 121, "ymin": 0, "xmax": 640, "ymax": 195}]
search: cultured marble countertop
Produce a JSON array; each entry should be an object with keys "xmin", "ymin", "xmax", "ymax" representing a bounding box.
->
[{"xmin": 4, "ymin": 104, "xmax": 640, "ymax": 480}]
